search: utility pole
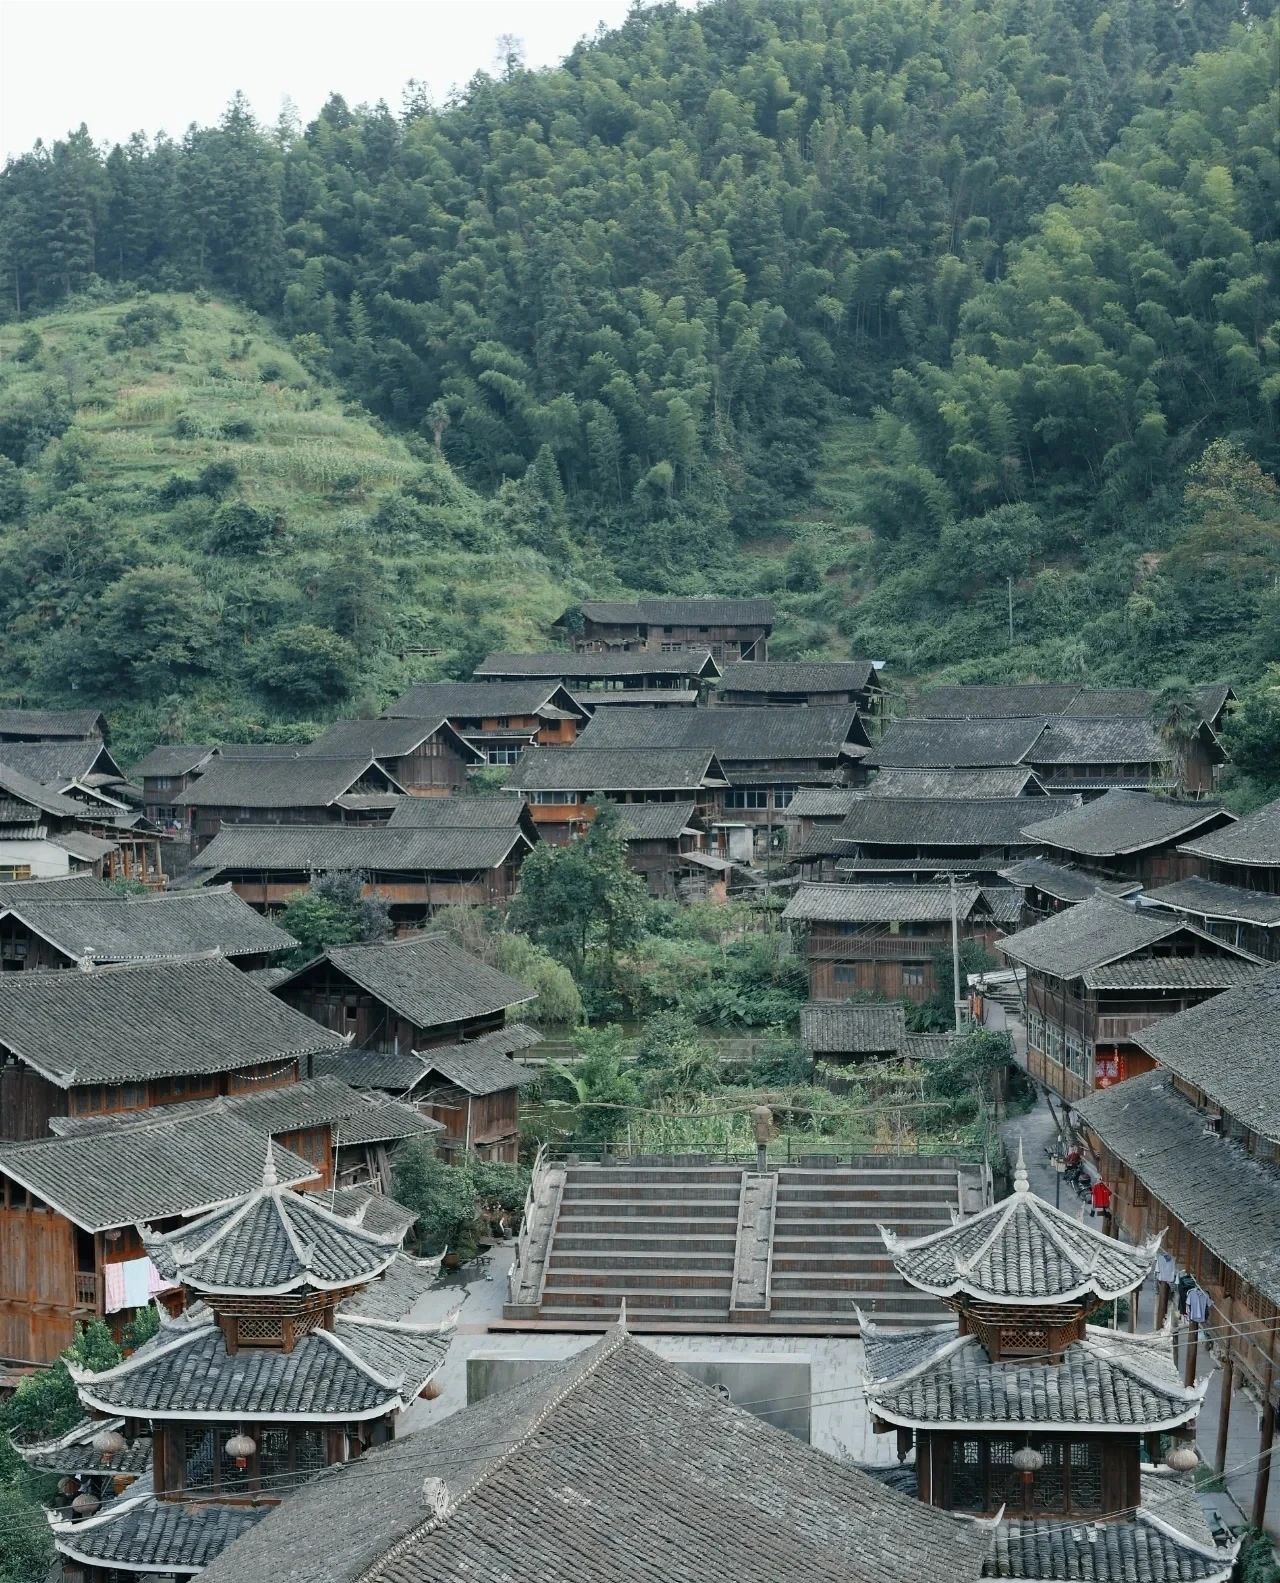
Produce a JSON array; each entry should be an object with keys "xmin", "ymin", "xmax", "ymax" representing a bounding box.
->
[
  {"xmin": 949, "ymin": 871, "xmax": 963, "ymax": 1034},
  {"xmin": 1007, "ymin": 577, "xmax": 1014, "ymax": 646}
]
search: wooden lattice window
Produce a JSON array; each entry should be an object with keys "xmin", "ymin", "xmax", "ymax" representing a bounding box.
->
[
  {"xmin": 950, "ymin": 1440, "xmax": 984, "ymax": 1510},
  {"xmin": 1030, "ymin": 1441, "xmax": 1065, "ymax": 1510},
  {"xmin": 238, "ymin": 1314, "xmax": 284, "ymax": 1345},
  {"xmin": 1067, "ymin": 1440, "xmax": 1104, "ymax": 1513}
]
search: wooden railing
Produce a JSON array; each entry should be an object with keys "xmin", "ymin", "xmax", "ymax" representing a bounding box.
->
[
  {"xmin": 507, "ymin": 1144, "xmax": 549, "ymax": 1305},
  {"xmin": 1094, "ymin": 1008, "xmax": 1181, "ymax": 1042},
  {"xmin": 74, "ymin": 1270, "xmax": 99, "ymax": 1309},
  {"xmin": 807, "ymin": 934, "xmax": 945, "ymax": 961}
]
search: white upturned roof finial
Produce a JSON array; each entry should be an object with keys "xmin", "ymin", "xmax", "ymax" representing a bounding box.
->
[{"xmin": 1013, "ymin": 1137, "xmax": 1029, "ymax": 1194}]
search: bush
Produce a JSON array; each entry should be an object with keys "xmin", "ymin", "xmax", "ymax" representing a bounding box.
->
[
  {"xmin": 106, "ymin": 300, "xmax": 181, "ymax": 351},
  {"xmin": 258, "ymin": 623, "xmax": 357, "ymax": 707},
  {"xmin": 197, "ymin": 459, "xmax": 238, "ymax": 496},
  {"xmin": 207, "ymin": 500, "xmax": 277, "ymax": 555},
  {"xmin": 220, "ymin": 416, "xmax": 258, "ymax": 440}
]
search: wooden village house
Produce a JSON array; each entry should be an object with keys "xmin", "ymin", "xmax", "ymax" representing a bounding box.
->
[
  {"xmin": 0, "ymin": 884, "xmax": 298, "ymax": 973},
  {"xmin": 175, "ymin": 750, "xmax": 408, "ymax": 855},
  {"xmin": 129, "ymin": 743, "xmax": 218, "ymax": 827},
  {"xmin": 473, "ymin": 648, "xmax": 722, "ymax": 701},
  {"xmin": 863, "ymin": 1144, "xmax": 1236, "ymax": 1582},
  {"xmin": 716, "ymin": 658, "xmax": 883, "ymax": 718},
  {"xmin": 998, "ymin": 892, "xmax": 1266, "ymax": 1100},
  {"xmin": 382, "ymin": 680, "xmax": 588, "ymax": 764},
  {"xmin": 826, "ymin": 795, "xmax": 1071, "ymax": 887},
  {"xmin": 1017, "ymin": 790, "xmax": 1236, "ymax": 889},
  {"xmin": 783, "ymin": 882, "xmax": 1000, "ymax": 1004},
  {"xmin": 300, "ymin": 715, "xmax": 485, "ymax": 791},
  {"xmin": 554, "ymin": 596, "xmax": 774, "ymax": 661},
  {"xmin": 504, "ymin": 745, "xmax": 728, "ymax": 848},
  {"xmin": 0, "ymin": 708, "xmax": 110, "ymax": 746},
  {"xmin": 23, "ymin": 1159, "xmax": 451, "ymax": 1578},
  {"xmin": 615, "ymin": 800, "xmax": 712, "ymax": 898},
  {"xmin": 280, "ymin": 932, "xmax": 539, "ymax": 1163},
  {"xmin": 1141, "ymin": 795, "xmax": 1280, "ymax": 961},
  {"xmin": 187, "ymin": 817, "xmax": 535, "ymax": 922},
  {"xmin": 0, "ymin": 953, "xmax": 346, "ymax": 1142},
  {"xmin": 574, "ymin": 704, "xmax": 871, "ymax": 856},
  {"xmin": 1073, "ymin": 971, "xmax": 1280, "ymax": 1532}
]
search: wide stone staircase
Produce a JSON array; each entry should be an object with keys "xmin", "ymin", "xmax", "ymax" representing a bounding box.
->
[{"xmin": 503, "ymin": 1157, "xmax": 980, "ymax": 1332}]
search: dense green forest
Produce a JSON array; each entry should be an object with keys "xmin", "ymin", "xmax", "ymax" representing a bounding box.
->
[{"xmin": 0, "ymin": 0, "xmax": 1277, "ymax": 747}]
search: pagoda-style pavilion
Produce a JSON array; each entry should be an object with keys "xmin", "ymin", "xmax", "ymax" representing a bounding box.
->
[
  {"xmin": 862, "ymin": 1144, "xmax": 1237, "ymax": 1582},
  {"xmin": 29, "ymin": 1150, "xmax": 451, "ymax": 1581}
]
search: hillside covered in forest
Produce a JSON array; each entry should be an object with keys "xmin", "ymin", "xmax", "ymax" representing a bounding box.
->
[{"xmin": 0, "ymin": 0, "xmax": 1277, "ymax": 749}]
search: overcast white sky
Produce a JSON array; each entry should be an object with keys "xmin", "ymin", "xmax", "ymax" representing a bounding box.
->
[{"xmin": 1, "ymin": 0, "xmax": 694, "ymax": 160}]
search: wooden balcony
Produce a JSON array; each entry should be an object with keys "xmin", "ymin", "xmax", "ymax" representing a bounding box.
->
[
  {"xmin": 74, "ymin": 1270, "xmax": 99, "ymax": 1310},
  {"xmin": 1094, "ymin": 1006, "xmax": 1184, "ymax": 1042},
  {"xmin": 807, "ymin": 934, "xmax": 946, "ymax": 962}
]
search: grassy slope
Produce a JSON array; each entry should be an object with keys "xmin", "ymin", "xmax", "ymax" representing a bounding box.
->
[{"xmin": 0, "ymin": 292, "xmax": 574, "ymax": 757}]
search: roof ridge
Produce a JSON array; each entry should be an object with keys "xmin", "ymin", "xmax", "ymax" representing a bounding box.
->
[{"xmin": 1080, "ymin": 1329, "xmax": 1207, "ymax": 1405}]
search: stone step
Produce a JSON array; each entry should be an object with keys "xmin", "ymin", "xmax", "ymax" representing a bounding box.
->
[
  {"xmin": 529, "ymin": 1304, "xmax": 734, "ymax": 1325},
  {"xmin": 554, "ymin": 1220, "xmax": 740, "ymax": 1240},
  {"xmin": 771, "ymin": 1254, "xmax": 902, "ymax": 1276},
  {"xmin": 777, "ymin": 1168, "xmax": 960, "ymax": 1184},
  {"xmin": 775, "ymin": 1186, "xmax": 956, "ymax": 1205},
  {"xmin": 543, "ymin": 1269, "xmax": 732, "ymax": 1292},
  {"xmin": 770, "ymin": 1271, "xmax": 921, "ymax": 1294},
  {"xmin": 556, "ymin": 1199, "xmax": 741, "ymax": 1220},
  {"xmin": 560, "ymin": 1183, "xmax": 742, "ymax": 1204},
  {"xmin": 552, "ymin": 1233, "xmax": 739, "ymax": 1254},
  {"xmin": 540, "ymin": 1287, "xmax": 731, "ymax": 1311},
  {"xmin": 768, "ymin": 1289, "xmax": 946, "ymax": 1316},
  {"xmin": 564, "ymin": 1168, "xmax": 744, "ymax": 1185},
  {"xmin": 549, "ymin": 1250, "xmax": 736, "ymax": 1271},
  {"xmin": 772, "ymin": 1222, "xmax": 949, "ymax": 1243},
  {"xmin": 772, "ymin": 1203, "xmax": 952, "ymax": 1224}
]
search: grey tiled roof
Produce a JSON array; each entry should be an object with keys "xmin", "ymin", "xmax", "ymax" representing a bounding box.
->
[
  {"xmin": 0, "ymin": 738, "xmax": 125, "ymax": 786},
  {"xmin": 916, "ymin": 684, "xmax": 1084, "ymax": 718},
  {"xmin": 174, "ymin": 752, "xmax": 403, "ymax": 808},
  {"xmin": 0, "ymin": 873, "xmax": 116, "ymax": 904},
  {"xmin": 129, "ymin": 743, "xmax": 217, "ymax": 778},
  {"xmin": 144, "ymin": 1171, "xmax": 402, "ymax": 1294},
  {"xmin": 1132, "ymin": 969, "xmax": 1280, "ymax": 1139},
  {"xmin": 476, "ymin": 650, "xmax": 721, "ymax": 680},
  {"xmin": 317, "ymin": 1023, "xmax": 542, "ymax": 1095},
  {"xmin": 0, "ymin": 884, "xmax": 297, "ymax": 962},
  {"xmin": 0, "ymin": 953, "xmax": 343, "ymax": 1087},
  {"xmin": 1082, "ymin": 956, "xmax": 1264, "ymax": 991},
  {"xmin": 0, "ymin": 758, "xmax": 87, "ymax": 818},
  {"xmin": 784, "ymin": 882, "xmax": 984, "ymax": 924},
  {"xmin": 507, "ymin": 745, "xmax": 726, "ymax": 792},
  {"xmin": 578, "ymin": 703, "xmax": 868, "ymax": 758},
  {"xmin": 578, "ymin": 687, "xmax": 699, "ymax": 706},
  {"xmin": 52, "ymin": 1492, "xmax": 267, "ymax": 1573},
  {"xmin": 1146, "ymin": 875, "xmax": 1280, "ymax": 927},
  {"xmin": 1065, "ymin": 684, "xmax": 1234, "ymax": 723},
  {"xmin": 0, "ymin": 707, "xmax": 105, "ymax": 739},
  {"xmin": 339, "ymin": 1253, "xmax": 442, "ymax": 1321},
  {"xmin": 318, "ymin": 1187, "xmax": 418, "ymax": 1241},
  {"xmin": 998, "ymin": 894, "xmax": 1194, "ymax": 978},
  {"xmin": 72, "ymin": 1306, "xmax": 451, "ymax": 1421},
  {"xmin": 986, "ymin": 1494, "xmax": 1234, "ymax": 1582},
  {"xmin": 1021, "ymin": 791, "xmax": 1232, "ymax": 857},
  {"xmin": 196, "ymin": 1330, "xmax": 992, "ymax": 1583},
  {"xmin": 615, "ymin": 800, "xmax": 698, "ymax": 840},
  {"xmin": 386, "ymin": 794, "xmax": 531, "ymax": 830},
  {"xmin": 192, "ymin": 822, "xmax": 529, "ymax": 875},
  {"xmin": 1030, "ymin": 715, "xmax": 1168, "ymax": 767},
  {"xmin": 885, "ymin": 1169, "xmax": 1155, "ymax": 1303},
  {"xmin": 1180, "ymin": 796, "xmax": 1280, "ymax": 866},
  {"xmin": 801, "ymin": 1002, "xmax": 906, "ymax": 1054},
  {"xmin": 863, "ymin": 1324, "xmax": 1202, "ymax": 1431},
  {"xmin": 305, "ymin": 718, "xmax": 482, "ymax": 765},
  {"xmin": 0, "ymin": 1111, "xmax": 317, "ymax": 1231},
  {"xmin": 333, "ymin": 1093, "xmax": 447, "ymax": 1144},
  {"xmin": 835, "ymin": 795, "xmax": 1060, "ymax": 848},
  {"xmin": 787, "ymin": 786, "xmax": 864, "ymax": 819},
  {"xmin": 418, "ymin": 1032, "xmax": 540, "ymax": 1096},
  {"xmin": 867, "ymin": 766, "xmax": 1045, "ymax": 799},
  {"xmin": 48, "ymin": 1074, "xmax": 390, "ymax": 1140},
  {"xmin": 1074, "ymin": 1074, "xmax": 1280, "ymax": 1306},
  {"xmin": 869, "ymin": 717, "xmax": 1048, "ymax": 768},
  {"xmin": 718, "ymin": 659, "xmax": 878, "ymax": 694},
  {"xmin": 999, "ymin": 857, "xmax": 1139, "ymax": 904},
  {"xmin": 385, "ymin": 680, "xmax": 586, "ymax": 720},
  {"xmin": 279, "ymin": 933, "xmax": 534, "ymax": 1028},
  {"xmin": 16, "ymin": 1415, "xmax": 151, "ymax": 1477},
  {"xmin": 578, "ymin": 596, "xmax": 775, "ymax": 624}
]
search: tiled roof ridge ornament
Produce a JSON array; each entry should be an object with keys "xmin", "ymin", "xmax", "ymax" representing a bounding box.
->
[
  {"xmin": 1013, "ymin": 1137, "xmax": 1030, "ymax": 1194},
  {"xmin": 262, "ymin": 1140, "xmax": 278, "ymax": 1189},
  {"xmin": 878, "ymin": 1224, "xmax": 904, "ymax": 1256}
]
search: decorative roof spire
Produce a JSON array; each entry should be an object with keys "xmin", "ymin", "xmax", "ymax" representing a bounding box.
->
[
  {"xmin": 262, "ymin": 1140, "xmax": 278, "ymax": 1189},
  {"xmin": 1012, "ymin": 1137, "xmax": 1029, "ymax": 1194}
]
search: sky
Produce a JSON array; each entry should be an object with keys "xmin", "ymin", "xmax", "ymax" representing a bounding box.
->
[{"xmin": 0, "ymin": 0, "xmax": 694, "ymax": 159}]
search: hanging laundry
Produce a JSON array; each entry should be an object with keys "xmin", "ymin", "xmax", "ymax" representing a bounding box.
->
[
  {"xmin": 1155, "ymin": 1250, "xmax": 1176, "ymax": 1285},
  {"xmin": 1186, "ymin": 1285, "xmax": 1211, "ymax": 1325},
  {"xmin": 147, "ymin": 1259, "xmax": 178, "ymax": 1297},
  {"xmin": 121, "ymin": 1255, "xmax": 151, "ymax": 1309},
  {"xmin": 103, "ymin": 1262, "xmax": 127, "ymax": 1314}
]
